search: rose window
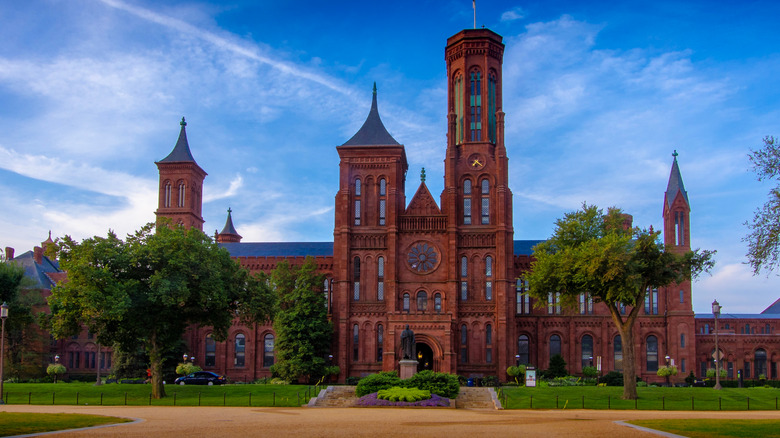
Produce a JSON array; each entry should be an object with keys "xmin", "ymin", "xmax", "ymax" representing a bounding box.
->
[{"xmin": 408, "ymin": 243, "xmax": 438, "ymax": 273}]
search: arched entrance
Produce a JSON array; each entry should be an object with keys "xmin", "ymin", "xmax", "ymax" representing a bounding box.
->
[{"xmin": 416, "ymin": 342, "xmax": 434, "ymax": 372}]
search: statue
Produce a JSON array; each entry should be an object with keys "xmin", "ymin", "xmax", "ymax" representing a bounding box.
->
[{"xmin": 400, "ymin": 324, "xmax": 415, "ymax": 360}]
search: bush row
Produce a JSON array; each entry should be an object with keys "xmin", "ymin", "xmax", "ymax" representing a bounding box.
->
[{"xmin": 355, "ymin": 370, "xmax": 460, "ymax": 398}]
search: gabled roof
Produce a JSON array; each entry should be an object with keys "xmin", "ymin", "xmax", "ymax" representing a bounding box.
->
[
  {"xmin": 219, "ymin": 208, "xmax": 241, "ymax": 237},
  {"xmin": 405, "ymin": 182, "xmax": 441, "ymax": 215},
  {"xmin": 158, "ymin": 117, "xmax": 197, "ymax": 163},
  {"xmin": 220, "ymin": 242, "xmax": 334, "ymax": 257},
  {"xmin": 9, "ymin": 251, "xmax": 62, "ymax": 289},
  {"xmin": 342, "ymin": 83, "xmax": 400, "ymax": 146},
  {"xmin": 665, "ymin": 151, "xmax": 689, "ymax": 207},
  {"xmin": 762, "ymin": 297, "xmax": 780, "ymax": 314}
]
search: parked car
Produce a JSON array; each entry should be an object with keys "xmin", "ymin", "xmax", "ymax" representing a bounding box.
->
[{"xmin": 174, "ymin": 371, "xmax": 227, "ymax": 386}]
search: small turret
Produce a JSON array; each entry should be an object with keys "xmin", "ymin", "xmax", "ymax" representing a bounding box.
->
[{"xmin": 216, "ymin": 208, "xmax": 242, "ymax": 243}]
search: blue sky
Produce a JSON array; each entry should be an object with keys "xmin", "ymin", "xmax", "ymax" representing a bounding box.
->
[{"xmin": 2, "ymin": 0, "xmax": 780, "ymax": 314}]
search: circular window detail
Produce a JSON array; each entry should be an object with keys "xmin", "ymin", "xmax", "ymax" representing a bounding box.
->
[{"xmin": 408, "ymin": 242, "xmax": 439, "ymax": 273}]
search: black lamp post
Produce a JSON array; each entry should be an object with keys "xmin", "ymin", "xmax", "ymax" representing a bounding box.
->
[
  {"xmin": 515, "ymin": 354, "xmax": 520, "ymax": 367},
  {"xmin": 0, "ymin": 302, "xmax": 8, "ymax": 405},
  {"xmin": 665, "ymin": 355, "xmax": 671, "ymax": 386},
  {"xmin": 712, "ymin": 299, "xmax": 722, "ymax": 390}
]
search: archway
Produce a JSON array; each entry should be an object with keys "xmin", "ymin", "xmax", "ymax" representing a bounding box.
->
[{"xmin": 416, "ymin": 342, "xmax": 434, "ymax": 372}]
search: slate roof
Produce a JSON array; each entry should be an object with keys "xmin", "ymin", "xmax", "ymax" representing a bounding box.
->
[
  {"xmin": 761, "ymin": 297, "xmax": 780, "ymax": 314},
  {"xmin": 514, "ymin": 240, "xmax": 544, "ymax": 256},
  {"xmin": 694, "ymin": 313, "xmax": 780, "ymax": 320},
  {"xmin": 8, "ymin": 251, "xmax": 62, "ymax": 289},
  {"xmin": 219, "ymin": 209, "xmax": 241, "ymax": 236},
  {"xmin": 665, "ymin": 152, "xmax": 690, "ymax": 207},
  {"xmin": 342, "ymin": 83, "xmax": 400, "ymax": 146},
  {"xmin": 158, "ymin": 117, "xmax": 197, "ymax": 163}
]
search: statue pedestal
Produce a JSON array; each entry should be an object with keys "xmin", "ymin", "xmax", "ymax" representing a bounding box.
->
[{"xmin": 399, "ymin": 359, "xmax": 418, "ymax": 379}]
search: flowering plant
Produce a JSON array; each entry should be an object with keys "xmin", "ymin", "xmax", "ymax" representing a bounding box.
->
[{"xmin": 354, "ymin": 392, "xmax": 450, "ymax": 407}]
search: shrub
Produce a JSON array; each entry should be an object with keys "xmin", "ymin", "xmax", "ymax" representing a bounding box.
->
[
  {"xmin": 705, "ymin": 368, "xmax": 727, "ymax": 378},
  {"xmin": 656, "ymin": 365, "xmax": 678, "ymax": 378},
  {"xmin": 599, "ymin": 371, "xmax": 624, "ymax": 387},
  {"xmin": 346, "ymin": 376, "xmax": 361, "ymax": 385},
  {"xmin": 270, "ymin": 377, "xmax": 289, "ymax": 385},
  {"xmin": 685, "ymin": 371, "xmax": 696, "ymax": 385},
  {"xmin": 546, "ymin": 354, "xmax": 568, "ymax": 378},
  {"xmin": 377, "ymin": 386, "xmax": 431, "ymax": 402},
  {"xmin": 481, "ymin": 375, "xmax": 499, "ymax": 387},
  {"xmin": 402, "ymin": 370, "xmax": 460, "ymax": 399},
  {"xmin": 582, "ymin": 366, "xmax": 598, "ymax": 378},
  {"xmin": 175, "ymin": 362, "xmax": 202, "ymax": 376},
  {"xmin": 355, "ymin": 371, "xmax": 401, "ymax": 397},
  {"xmin": 46, "ymin": 364, "xmax": 66, "ymax": 383}
]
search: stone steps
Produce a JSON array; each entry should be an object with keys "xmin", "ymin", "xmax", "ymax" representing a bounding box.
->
[
  {"xmin": 455, "ymin": 387, "xmax": 498, "ymax": 409},
  {"xmin": 311, "ymin": 386, "xmax": 356, "ymax": 407}
]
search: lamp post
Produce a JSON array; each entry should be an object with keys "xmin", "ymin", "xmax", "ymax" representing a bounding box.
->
[
  {"xmin": 515, "ymin": 354, "xmax": 520, "ymax": 367},
  {"xmin": 0, "ymin": 302, "xmax": 9, "ymax": 404},
  {"xmin": 665, "ymin": 355, "xmax": 671, "ymax": 386},
  {"xmin": 712, "ymin": 299, "xmax": 722, "ymax": 390}
]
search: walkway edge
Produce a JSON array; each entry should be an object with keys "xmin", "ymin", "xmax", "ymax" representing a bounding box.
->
[
  {"xmin": 7, "ymin": 416, "xmax": 144, "ymax": 438},
  {"xmin": 614, "ymin": 420, "xmax": 687, "ymax": 438}
]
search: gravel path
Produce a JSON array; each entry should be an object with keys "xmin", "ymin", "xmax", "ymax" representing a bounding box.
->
[{"xmin": 2, "ymin": 405, "xmax": 780, "ymax": 437}]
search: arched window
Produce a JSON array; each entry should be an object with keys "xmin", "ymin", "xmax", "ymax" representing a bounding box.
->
[
  {"xmin": 352, "ymin": 324, "xmax": 360, "ymax": 362},
  {"xmin": 323, "ymin": 278, "xmax": 329, "ymax": 310},
  {"xmin": 755, "ymin": 349, "xmax": 767, "ymax": 378},
  {"xmin": 548, "ymin": 292, "xmax": 561, "ymax": 314},
  {"xmin": 614, "ymin": 335, "xmax": 623, "ymax": 371},
  {"xmin": 234, "ymin": 334, "xmax": 246, "ymax": 367},
  {"xmin": 417, "ymin": 291, "xmax": 428, "ymax": 312},
  {"xmin": 469, "ymin": 70, "xmax": 482, "ymax": 141},
  {"xmin": 488, "ymin": 71, "xmax": 497, "ymax": 143},
  {"xmin": 581, "ymin": 335, "xmax": 594, "ymax": 370},
  {"xmin": 463, "ymin": 179, "xmax": 472, "ymax": 225},
  {"xmin": 460, "ymin": 256, "xmax": 468, "ymax": 300},
  {"xmin": 164, "ymin": 181, "xmax": 172, "ymax": 207},
  {"xmin": 263, "ymin": 334, "xmax": 274, "ymax": 367},
  {"xmin": 178, "ymin": 181, "xmax": 186, "ymax": 207},
  {"xmin": 377, "ymin": 324, "xmax": 384, "ymax": 362},
  {"xmin": 205, "ymin": 334, "xmax": 216, "ymax": 367},
  {"xmin": 579, "ymin": 293, "xmax": 593, "ymax": 314},
  {"xmin": 675, "ymin": 210, "xmax": 685, "ymax": 246},
  {"xmin": 378, "ymin": 178, "xmax": 386, "ymax": 226},
  {"xmin": 645, "ymin": 287, "xmax": 658, "ymax": 314},
  {"xmin": 681, "ymin": 333, "xmax": 686, "ymax": 348},
  {"xmin": 354, "ymin": 178, "xmax": 361, "ymax": 225},
  {"xmin": 481, "ymin": 179, "xmax": 490, "ymax": 224},
  {"xmin": 403, "ymin": 293, "xmax": 410, "ymax": 312},
  {"xmin": 377, "ymin": 257, "xmax": 384, "ymax": 301},
  {"xmin": 454, "ymin": 73, "xmax": 464, "ymax": 144},
  {"xmin": 353, "ymin": 257, "xmax": 360, "ymax": 301},
  {"xmin": 434, "ymin": 293, "xmax": 442, "ymax": 313},
  {"xmin": 516, "ymin": 278, "xmax": 530, "ymax": 314},
  {"xmin": 646, "ymin": 335, "xmax": 658, "ymax": 372},
  {"xmin": 485, "ymin": 256, "xmax": 493, "ymax": 301},
  {"xmin": 460, "ymin": 324, "xmax": 468, "ymax": 363},
  {"xmin": 486, "ymin": 323, "xmax": 493, "ymax": 363},
  {"xmin": 550, "ymin": 334, "xmax": 561, "ymax": 358},
  {"xmin": 517, "ymin": 335, "xmax": 530, "ymax": 365}
]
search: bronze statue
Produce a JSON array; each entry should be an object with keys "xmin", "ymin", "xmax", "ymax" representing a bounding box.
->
[{"xmin": 400, "ymin": 324, "xmax": 415, "ymax": 360}]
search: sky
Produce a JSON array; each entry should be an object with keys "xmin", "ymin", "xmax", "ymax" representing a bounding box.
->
[{"xmin": 1, "ymin": 0, "xmax": 780, "ymax": 315}]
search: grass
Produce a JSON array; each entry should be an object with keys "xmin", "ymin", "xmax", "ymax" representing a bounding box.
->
[
  {"xmin": 499, "ymin": 386, "xmax": 780, "ymax": 410},
  {"xmin": 0, "ymin": 412, "xmax": 132, "ymax": 437},
  {"xmin": 627, "ymin": 419, "xmax": 780, "ymax": 437},
  {"xmin": 2, "ymin": 382, "xmax": 319, "ymax": 407}
]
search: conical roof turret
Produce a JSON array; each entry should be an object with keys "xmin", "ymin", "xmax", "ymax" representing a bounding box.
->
[
  {"xmin": 342, "ymin": 83, "xmax": 400, "ymax": 146},
  {"xmin": 665, "ymin": 150, "xmax": 689, "ymax": 207},
  {"xmin": 159, "ymin": 117, "xmax": 197, "ymax": 163},
  {"xmin": 216, "ymin": 208, "xmax": 242, "ymax": 243}
]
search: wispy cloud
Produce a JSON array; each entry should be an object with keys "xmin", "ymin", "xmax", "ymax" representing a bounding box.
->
[
  {"xmin": 204, "ymin": 174, "xmax": 243, "ymax": 203},
  {"xmin": 500, "ymin": 7, "xmax": 526, "ymax": 22}
]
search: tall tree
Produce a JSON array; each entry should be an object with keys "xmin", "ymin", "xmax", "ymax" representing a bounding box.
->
[
  {"xmin": 270, "ymin": 258, "xmax": 332, "ymax": 383},
  {"xmin": 745, "ymin": 135, "xmax": 780, "ymax": 274},
  {"xmin": 526, "ymin": 204, "xmax": 713, "ymax": 400},
  {"xmin": 48, "ymin": 223, "xmax": 275, "ymax": 398},
  {"xmin": 0, "ymin": 257, "xmax": 44, "ymax": 379}
]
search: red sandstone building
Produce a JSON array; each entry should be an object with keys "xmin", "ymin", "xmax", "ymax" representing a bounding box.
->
[{"xmin": 6, "ymin": 27, "xmax": 779, "ymax": 383}]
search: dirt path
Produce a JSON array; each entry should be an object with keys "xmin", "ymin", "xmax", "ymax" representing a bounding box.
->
[{"xmin": 3, "ymin": 405, "xmax": 780, "ymax": 437}]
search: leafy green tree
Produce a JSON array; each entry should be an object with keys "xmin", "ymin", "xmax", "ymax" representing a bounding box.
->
[
  {"xmin": 269, "ymin": 258, "xmax": 332, "ymax": 383},
  {"xmin": 526, "ymin": 204, "xmax": 714, "ymax": 399},
  {"xmin": 745, "ymin": 136, "xmax": 780, "ymax": 274},
  {"xmin": 0, "ymin": 260, "xmax": 44, "ymax": 380},
  {"xmin": 546, "ymin": 354, "xmax": 568, "ymax": 378},
  {"xmin": 175, "ymin": 362, "xmax": 202, "ymax": 376},
  {"xmin": 48, "ymin": 223, "xmax": 275, "ymax": 398},
  {"xmin": 46, "ymin": 363, "xmax": 66, "ymax": 383}
]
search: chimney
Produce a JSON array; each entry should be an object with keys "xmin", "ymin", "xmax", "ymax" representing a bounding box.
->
[
  {"xmin": 621, "ymin": 214, "xmax": 634, "ymax": 231},
  {"xmin": 34, "ymin": 246, "xmax": 43, "ymax": 264},
  {"xmin": 4, "ymin": 246, "xmax": 13, "ymax": 260}
]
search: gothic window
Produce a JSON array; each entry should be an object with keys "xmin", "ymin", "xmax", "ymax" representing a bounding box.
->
[
  {"xmin": 755, "ymin": 349, "xmax": 767, "ymax": 378},
  {"xmin": 488, "ymin": 71, "xmax": 497, "ymax": 143},
  {"xmin": 486, "ymin": 323, "xmax": 493, "ymax": 363},
  {"xmin": 644, "ymin": 288, "xmax": 658, "ymax": 314},
  {"xmin": 469, "ymin": 70, "xmax": 482, "ymax": 141},
  {"xmin": 403, "ymin": 293, "xmax": 410, "ymax": 312},
  {"xmin": 460, "ymin": 256, "xmax": 468, "ymax": 300},
  {"xmin": 614, "ymin": 335, "xmax": 623, "ymax": 371},
  {"xmin": 377, "ymin": 257, "xmax": 384, "ymax": 301},
  {"xmin": 234, "ymin": 334, "xmax": 246, "ymax": 367},
  {"xmin": 481, "ymin": 179, "xmax": 490, "ymax": 224},
  {"xmin": 463, "ymin": 179, "xmax": 472, "ymax": 225},
  {"xmin": 263, "ymin": 334, "xmax": 274, "ymax": 367},
  {"xmin": 680, "ymin": 289, "xmax": 684, "ymax": 303},
  {"xmin": 681, "ymin": 333, "xmax": 686, "ymax": 348},
  {"xmin": 434, "ymin": 293, "xmax": 442, "ymax": 313},
  {"xmin": 517, "ymin": 335, "xmax": 530, "ymax": 365},
  {"xmin": 354, "ymin": 179, "xmax": 361, "ymax": 225},
  {"xmin": 548, "ymin": 292, "xmax": 561, "ymax": 314},
  {"xmin": 164, "ymin": 181, "xmax": 171, "ymax": 207},
  {"xmin": 178, "ymin": 181, "xmax": 186, "ymax": 207},
  {"xmin": 581, "ymin": 335, "xmax": 594, "ymax": 370},
  {"xmin": 417, "ymin": 291, "xmax": 428, "ymax": 312},
  {"xmin": 675, "ymin": 211, "xmax": 685, "ymax": 246},
  {"xmin": 516, "ymin": 278, "xmax": 531, "ymax": 314},
  {"xmin": 323, "ymin": 278, "xmax": 330, "ymax": 311},
  {"xmin": 550, "ymin": 334, "xmax": 561, "ymax": 358},
  {"xmin": 205, "ymin": 334, "xmax": 216, "ymax": 367},
  {"xmin": 460, "ymin": 324, "xmax": 468, "ymax": 363},
  {"xmin": 485, "ymin": 256, "xmax": 493, "ymax": 301},
  {"xmin": 646, "ymin": 335, "xmax": 658, "ymax": 372},
  {"xmin": 579, "ymin": 293, "xmax": 593, "ymax": 314},
  {"xmin": 454, "ymin": 73, "xmax": 464, "ymax": 144},
  {"xmin": 353, "ymin": 324, "xmax": 359, "ymax": 362},
  {"xmin": 353, "ymin": 257, "xmax": 360, "ymax": 301},
  {"xmin": 379, "ymin": 178, "xmax": 386, "ymax": 226},
  {"xmin": 377, "ymin": 324, "xmax": 384, "ymax": 362}
]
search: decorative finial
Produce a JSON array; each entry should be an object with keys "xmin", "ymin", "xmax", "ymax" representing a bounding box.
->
[
  {"xmin": 48, "ymin": 230, "xmax": 52, "ymax": 239},
  {"xmin": 227, "ymin": 207, "xmax": 232, "ymax": 215},
  {"xmin": 372, "ymin": 82, "xmax": 377, "ymax": 95},
  {"xmin": 215, "ymin": 229, "xmax": 219, "ymax": 239},
  {"xmin": 672, "ymin": 149, "xmax": 678, "ymax": 159},
  {"xmin": 180, "ymin": 117, "xmax": 187, "ymax": 127},
  {"xmin": 420, "ymin": 167, "xmax": 426, "ymax": 183}
]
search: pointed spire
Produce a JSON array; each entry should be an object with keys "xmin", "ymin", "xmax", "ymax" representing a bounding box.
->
[
  {"xmin": 159, "ymin": 116, "xmax": 197, "ymax": 163},
  {"xmin": 665, "ymin": 150, "xmax": 689, "ymax": 207},
  {"xmin": 420, "ymin": 167, "xmax": 426, "ymax": 183},
  {"xmin": 220, "ymin": 207, "xmax": 240, "ymax": 236},
  {"xmin": 342, "ymin": 84, "xmax": 400, "ymax": 146}
]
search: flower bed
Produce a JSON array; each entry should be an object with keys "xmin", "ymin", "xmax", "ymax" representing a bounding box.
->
[{"xmin": 354, "ymin": 392, "xmax": 451, "ymax": 408}]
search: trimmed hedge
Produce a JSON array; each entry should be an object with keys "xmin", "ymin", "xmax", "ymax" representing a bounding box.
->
[
  {"xmin": 377, "ymin": 386, "xmax": 431, "ymax": 402},
  {"xmin": 355, "ymin": 371, "xmax": 401, "ymax": 397},
  {"xmin": 402, "ymin": 370, "xmax": 460, "ymax": 399}
]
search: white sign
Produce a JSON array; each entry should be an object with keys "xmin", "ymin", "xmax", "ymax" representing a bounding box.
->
[
  {"xmin": 525, "ymin": 369, "xmax": 537, "ymax": 387},
  {"xmin": 596, "ymin": 356, "xmax": 602, "ymax": 372}
]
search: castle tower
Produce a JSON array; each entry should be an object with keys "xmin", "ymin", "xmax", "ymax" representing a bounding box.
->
[
  {"xmin": 155, "ymin": 117, "xmax": 207, "ymax": 230},
  {"xmin": 216, "ymin": 208, "xmax": 242, "ymax": 243},
  {"xmin": 663, "ymin": 150, "xmax": 691, "ymax": 254}
]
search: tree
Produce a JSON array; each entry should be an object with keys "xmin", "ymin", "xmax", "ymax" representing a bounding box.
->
[
  {"xmin": 269, "ymin": 258, "xmax": 332, "ymax": 383},
  {"xmin": 546, "ymin": 354, "xmax": 568, "ymax": 379},
  {"xmin": 526, "ymin": 204, "xmax": 714, "ymax": 399},
  {"xmin": 47, "ymin": 363, "xmax": 66, "ymax": 383},
  {"xmin": 48, "ymin": 223, "xmax": 275, "ymax": 398},
  {"xmin": 745, "ymin": 136, "xmax": 780, "ymax": 274},
  {"xmin": 0, "ymin": 260, "xmax": 44, "ymax": 380}
]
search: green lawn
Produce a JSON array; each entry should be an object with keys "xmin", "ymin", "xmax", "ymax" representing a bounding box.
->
[
  {"xmin": 0, "ymin": 412, "xmax": 132, "ymax": 437},
  {"xmin": 499, "ymin": 386, "xmax": 780, "ymax": 411},
  {"xmin": 2, "ymin": 382, "xmax": 319, "ymax": 407},
  {"xmin": 628, "ymin": 419, "xmax": 780, "ymax": 437}
]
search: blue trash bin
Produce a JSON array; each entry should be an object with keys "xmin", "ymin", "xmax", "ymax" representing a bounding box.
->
[{"xmin": 467, "ymin": 378, "xmax": 474, "ymax": 387}]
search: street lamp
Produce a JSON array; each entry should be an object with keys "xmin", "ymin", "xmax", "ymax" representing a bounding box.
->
[
  {"xmin": 0, "ymin": 302, "xmax": 9, "ymax": 405},
  {"xmin": 712, "ymin": 299, "xmax": 722, "ymax": 390},
  {"xmin": 665, "ymin": 355, "xmax": 671, "ymax": 386},
  {"xmin": 515, "ymin": 354, "xmax": 520, "ymax": 367},
  {"xmin": 183, "ymin": 353, "xmax": 188, "ymax": 363}
]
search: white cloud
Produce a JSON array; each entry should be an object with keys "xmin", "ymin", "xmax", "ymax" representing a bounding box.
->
[
  {"xmin": 501, "ymin": 7, "xmax": 526, "ymax": 22},
  {"xmin": 204, "ymin": 174, "xmax": 243, "ymax": 202}
]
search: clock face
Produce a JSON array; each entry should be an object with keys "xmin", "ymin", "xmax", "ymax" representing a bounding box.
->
[
  {"xmin": 468, "ymin": 153, "xmax": 484, "ymax": 170},
  {"xmin": 407, "ymin": 242, "xmax": 439, "ymax": 273}
]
